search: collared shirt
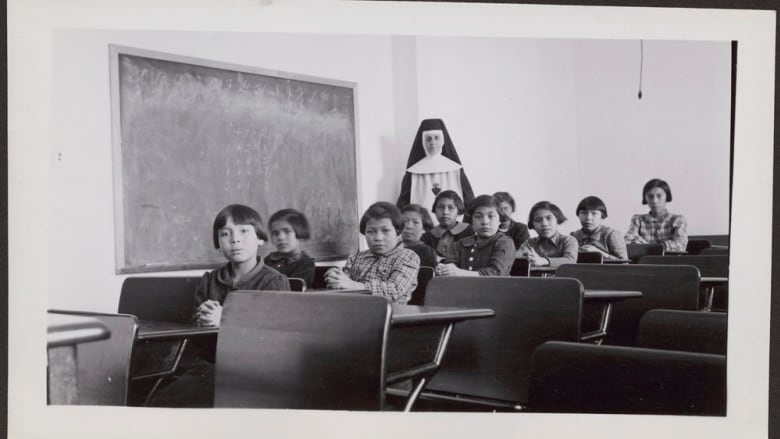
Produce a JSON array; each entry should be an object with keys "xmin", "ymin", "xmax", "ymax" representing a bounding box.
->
[
  {"xmin": 445, "ymin": 232, "xmax": 515, "ymax": 276},
  {"xmin": 499, "ymin": 219, "xmax": 531, "ymax": 249},
  {"xmin": 343, "ymin": 244, "xmax": 420, "ymax": 304},
  {"xmin": 421, "ymin": 222, "xmax": 475, "ymax": 260},
  {"xmin": 265, "ymin": 250, "xmax": 316, "ymax": 287},
  {"xmin": 517, "ymin": 232, "xmax": 579, "ymax": 268},
  {"xmin": 624, "ymin": 210, "xmax": 688, "ymax": 252},
  {"xmin": 571, "ymin": 225, "xmax": 628, "ymax": 260},
  {"xmin": 194, "ymin": 258, "xmax": 289, "ymax": 310}
]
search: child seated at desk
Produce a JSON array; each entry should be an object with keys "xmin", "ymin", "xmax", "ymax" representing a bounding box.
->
[
  {"xmin": 435, "ymin": 194, "xmax": 515, "ymax": 277},
  {"xmin": 571, "ymin": 196, "xmax": 628, "ymax": 261},
  {"xmin": 265, "ymin": 208, "xmax": 316, "ymax": 287},
  {"xmin": 400, "ymin": 203, "xmax": 439, "ymax": 268},
  {"xmin": 325, "ymin": 202, "xmax": 420, "ymax": 304},
  {"xmin": 517, "ymin": 201, "xmax": 578, "ymax": 268},
  {"xmin": 493, "ymin": 191, "xmax": 530, "ymax": 249},
  {"xmin": 151, "ymin": 204, "xmax": 289, "ymax": 407},
  {"xmin": 421, "ymin": 190, "xmax": 475, "ymax": 260},
  {"xmin": 624, "ymin": 178, "xmax": 688, "ymax": 252}
]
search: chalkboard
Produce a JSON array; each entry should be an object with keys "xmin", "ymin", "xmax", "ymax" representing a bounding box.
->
[{"xmin": 109, "ymin": 45, "xmax": 359, "ymax": 274}]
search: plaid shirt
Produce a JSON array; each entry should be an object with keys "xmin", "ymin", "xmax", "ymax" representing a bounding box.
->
[
  {"xmin": 571, "ymin": 225, "xmax": 628, "ymax": 260},
  {"xmin": 516, "ymin": 232, "xmax": 579, "ymax": 268},
  {"xmin": 624, "ymin": 211, "xmax": 688, "ymax": 252},
  {"xmin": 344, "ymin": 244, "xmax": 420, "ymax": 304}
]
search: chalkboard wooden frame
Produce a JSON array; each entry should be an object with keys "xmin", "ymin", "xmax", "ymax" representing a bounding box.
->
[{"xmin": 109, "ymin": 45, "xmax": 361, "ymax": 274}]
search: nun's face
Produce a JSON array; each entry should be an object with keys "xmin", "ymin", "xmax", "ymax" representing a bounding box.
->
[{"xmin": 422, "ymin": 130, "xmax": 445, "ymax": 157}]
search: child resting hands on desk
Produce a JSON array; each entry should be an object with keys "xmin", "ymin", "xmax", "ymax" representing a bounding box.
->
[
  {"xmin": 325, "ymin": 202, "xmax": 420, "ymax": 304},
  {"xmin": 435, "ymin": 194, "xmax": 515, "ymax": 277},
  {"xmin": 151, "ymin": 204, "xmax": 288, "ymax": 407},
  {"xmin": 194, "ymin": 204, "xmax": 290, "ymax": 327}
]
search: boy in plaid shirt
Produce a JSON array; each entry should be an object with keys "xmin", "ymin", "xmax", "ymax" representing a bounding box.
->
[{"xmin": 325, "ymin": 202, "xmax": 420, "ymax": 304}]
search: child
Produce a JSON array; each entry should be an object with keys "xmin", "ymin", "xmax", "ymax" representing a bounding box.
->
[
  {"xmin": 265, "ymin": 208, "xmax": 316, "ymax": 288},
  {"xmin": 517, "ymin": 201, "xmax": 579, "ymax": 267},
  {"xmin": 152, "ymin": 204, "xmax": 289, "ymax": 407},
  {"xmin": 325, "ymin": 202, "xmax": 420, "ymax": 304},
  {"xmin": 571, "ymin": 196, "xmax": 628, "ymax": 260},
  {"xmin": 421, "ymin": 190, "xmax": 475, "ymax": 260},
  {"xmin": 400, "ymin": 204, "xmax": 439, "ymax": 268},
  {"xmin": 624, "ymin": 178, "xmax": 688, "ymax": 252},
  {"xmin": 493, "ymin": 191, "xmax": 530, "ymax": 249},
  {"xmin": 436, "ymin": 194, "xmax": 515, "ymax": 277}
]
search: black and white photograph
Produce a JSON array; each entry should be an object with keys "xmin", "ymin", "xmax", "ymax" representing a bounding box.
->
[{"xmin": 8, "ymin": 1, "xmax": 775, "ymax": 438}]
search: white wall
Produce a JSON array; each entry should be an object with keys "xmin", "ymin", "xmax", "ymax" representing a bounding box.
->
[
  {"xmin": 572, "ymin": 39, "xmax": 731, "ymax": 235},
  {"xmin": 49, "ymin": 31, "xmax": 732, "ymax": 312},
  {"xmin": 413, "ymin": 37, "xmax": 581, "ymax": 232}
]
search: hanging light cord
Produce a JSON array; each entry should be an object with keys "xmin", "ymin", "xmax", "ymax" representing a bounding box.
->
[{"xmin": 638, "ymin": 40, "xmax": 644, "ymax": 100}]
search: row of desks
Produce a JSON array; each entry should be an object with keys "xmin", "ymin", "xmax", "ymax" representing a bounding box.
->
[{"xmin": 132, "ymin": 290, "xmax": 640, "ymax": 410}]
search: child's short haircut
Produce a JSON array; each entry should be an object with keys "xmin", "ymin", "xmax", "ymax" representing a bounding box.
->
[
  {"xmin": 642, "ymin": 178, "xmax": 673, "ymax": 204},
  {"xmin": 492, "ymin": 191, "xmax": 516, "ymax": 212},
  {"xmin": 431, "ymin": 190, "xmax": 465, "ymax": 215},
  {"xmin": 400, "ymin": 203, "xmax": 435, "ymax": 232},
  {"xmin": 576, "ymin": 196, "xmax": 608, "ymax": 219},
  {"xmin": 528, "ymin": 201, "xmax": 567, "ymax": 226},
  {"xmin": 212, "ymin": 204, "xmax": 268, "ymax": 248},
  {"xmin": 269, "ymin": 208, "xmax": 311, "ymax": 240},
  {"xmin": 359, "ymin": 202, "xmax": 405, "ymax": 235},
  {"xmin": 468, "ymin": 194, "xmax": 510, "ymax": 224}
]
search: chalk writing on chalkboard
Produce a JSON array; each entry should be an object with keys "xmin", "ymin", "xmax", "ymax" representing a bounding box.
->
[{"xmin": 109, "ymin": 45, "xmax": 359, "ymax": 274}]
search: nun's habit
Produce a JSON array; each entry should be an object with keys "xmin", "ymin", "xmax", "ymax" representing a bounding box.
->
[{"xmin": 396, "ymin": 119, "xmax": 475, "ymax": 210}]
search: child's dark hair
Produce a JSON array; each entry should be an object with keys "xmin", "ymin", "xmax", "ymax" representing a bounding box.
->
[
  {"xmin": 492, "ymin": 191, "xmax": 516, "ymax": 212},
  {"xmin": 269, "ymin": 208, "xmax": 311, "ymax": 240},
  {"xmin": 642, "ymin": 178, "xmax": 673, "ymax": 204},
  {"xmin": 575, "ymin": 196, "xmax": 608, "ymax": 219},
  {"xmin": 431, "ymin": 190, "xmax": 465, "ymax": 215},
  {"xmin": 212, "ymin": 204, "xmax": 268, "ymax": 248},
  {"xmin": 359, "ymin": 202, "xmax": 405, "ymax": 235},
  {"xmin": 468, "ymin": 194, "xmax": 510, "ymax": 223},
  {"xmin": 527, "ymin": 201, "xmax": 567, "ymax": 226},
  {"xmin": 401, "ymin": 203, "xmax": 435, "ymax": 232}
]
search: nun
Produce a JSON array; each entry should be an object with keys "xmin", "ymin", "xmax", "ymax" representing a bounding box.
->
[{"xmin": 396, "ymin": 118, "xmax": 475, "ymax": 211}]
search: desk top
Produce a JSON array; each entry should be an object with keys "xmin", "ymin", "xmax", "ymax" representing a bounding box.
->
[
  {"xmin": 47, "ymin": 313, "xmax": 111, "ymax": 348},
  {"xmin": 603, "ymin": 259, "xmax": 632, "ymax": 264},
  {"xmin": 137, "ymin": 320, "xmax": 218, "ymax": 341},
  {"xmin": 583, "ymin": 289, "xmax": 643, "ymax": 301},
  {"xmin": 390, "ymin": 304, "xmax": 495, "ymax": 327},
  {"xmin": 137, "ymin": 305, "xmax": 495, "ymax": 338},
  {"xmin": 700, "ymin": 277, "xmax": 728, "ymax": 286},
  {"xmin": 529, "ymin": 266, "xmax": 557, "ymax": 273}
]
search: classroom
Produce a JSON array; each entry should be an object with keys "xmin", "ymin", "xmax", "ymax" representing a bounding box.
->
[
  {"xmin": 42, "ymin": 21, "xmax": 739, "ymax": 423},
  {"xmin": 9, "ymin": 2, "xmax": 766, "ymax": 437}
]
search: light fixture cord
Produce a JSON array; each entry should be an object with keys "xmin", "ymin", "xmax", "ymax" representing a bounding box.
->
[{"xmin": 638, "ymin": 40, "xmax": 644, "ymax": 100}]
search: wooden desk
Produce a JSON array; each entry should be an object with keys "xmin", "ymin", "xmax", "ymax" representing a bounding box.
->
[
  {"xmin": 47, "ymin": 313, "xmax": 112, "ymax": 404},
  {"xmin": 387, "ymin": 304, "xmax": 495, "ymax": 411},
  {"xmin": 530, "ymin": 266, "xmax": 557, "ymax": 277},
  {"xmin": 581, "ymin": 289, "xmax": 643, "ymax": 344},
  {"xmin": 700, "ymin": 277, "xmax": 728, "ymax": 311},
  {"xmin": 134, "ymin": 320, "xmax": 218, "ymax": 405},
  {"xmin": 138, "ymin": 304, "xmax": 494, "ymax": 411},
  {"xmin": 603, "ymin": 259, "xmax": 632, "ymax": 264}
]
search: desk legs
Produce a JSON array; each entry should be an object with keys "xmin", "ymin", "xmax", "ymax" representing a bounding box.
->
[
  {"xmin": 401, "ymin": 323, "xmax": 454, "ymax": 412},
  {"xmin": 704, "ymin": 287, "xmax": 714, "ymax": 312},
  {"xmin": 131, "ymin": 338, "xmax": 190, "ymax": 406},
  {"xmin": 580, "ymin": 303, "xmax": 612, "ymax": 345}
]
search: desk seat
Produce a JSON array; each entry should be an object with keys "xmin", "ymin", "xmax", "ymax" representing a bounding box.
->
[
  {"xmin": 556, "ymin": 264, "xmax": 699, "ymax": 346},
  {"xmin": 527, "ymin": 341, "xmax": 726, "ymax": 415},
  {"xmin": 418, "ymin": 276, "xmax": 583, "ymax": 409}
]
